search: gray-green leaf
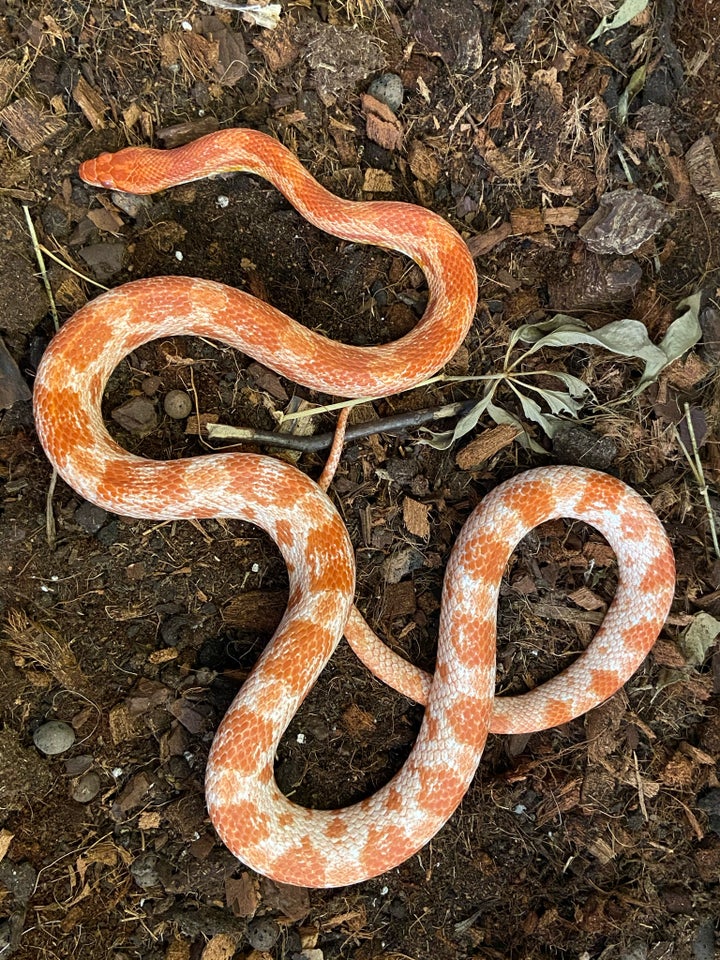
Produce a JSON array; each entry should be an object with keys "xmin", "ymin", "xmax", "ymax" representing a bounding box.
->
[{"xmin": 588, "ymin": 0, "xmax": 649, "ymax": 43}]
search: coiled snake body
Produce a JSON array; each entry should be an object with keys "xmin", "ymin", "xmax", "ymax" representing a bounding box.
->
[{"xmin": 33, "ymin": 129, "xmax": 675, "ymax": 888}]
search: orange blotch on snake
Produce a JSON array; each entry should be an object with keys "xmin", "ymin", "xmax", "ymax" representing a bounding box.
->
[
  {"xmin": 212, "ymin": 713, "xmax": 276, "ymax": 778},
  {"xmin": 326, "ymin": 816, "xmax": 349, "ymax": 839},
  {"xmin": 360, "ymin": 823, "xmax": 409, "ymax": 879},
  {"xmin": 541, "ymin": 698, "xmax": 575, "ymax": 727},
  {"xmin": 274, "ymin": 519, "xmax": 294, "ymax": 552},
  {"xmin": 620, "ymin": 508, "xmax": 655, "ymax": 543},
  {"xmin": 639, "ymin": 551, "xmax": 675, "ymax": 598},
  {"xmin": 443, "ymin": 696, "xmax": 491, "ymax": 749},
  {"xmin": 575, "ymin": 472, "xmax": 622, "ymax": 515},
  {"xmin": 214, "ymin": 797, "xmax": 272, "ymax": 849},
  {"xmin": 478, "ymin": 531, "xmax": 515, "ymax": 578},
  {"xmin": 589, "ymin": 668, "xmax": 622, "ymax": 701},
  {"xmin": 383, "ymin": 784, "xmax": 405, "ymax": 815},
  {"xmin": 416, "ymin": 764, "xmax": 467, "ymax": 819},
  {"xmin": 268, "ymin": 833, "xmax": 322, "ymax": 886},
  {"xmin": 620, "ymin": 619, "xmax": 660, "ymax": 656}
]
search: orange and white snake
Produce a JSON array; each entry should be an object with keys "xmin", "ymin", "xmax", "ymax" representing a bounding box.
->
[{"xmin": 33, "ymin": 129, "xmax": 675, "ymax": 888}]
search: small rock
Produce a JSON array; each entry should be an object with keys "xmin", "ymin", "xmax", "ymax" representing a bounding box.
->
[
  {"xmin": 78, "ymin": 241, "xmax": 126, "ymax": 282},
  {"xmin": 110, "ymin": 190, "xmax": 150, "ymax": 219},
  {"xmin": 699, "ymin": 304, "xmax": 720, "ymax": 364},
  {"xmin": 552, "ymin": 423, "xmax": 618, "ymax": 471},
  {"xmin": 130, "ymin": 852, "xmax": 161, "ymax": 890},
  {"xmin": 33, "ymin": 720, "xmax": 75, "ymax": 756},
  {"xmin": 96, "ymin": 519, "xmax": 120, "ymax": 546},
  {"xmin": 142, "ymin": 375, "xmax": 162, "ymax": 397},
  {"xmin": 40, "ymin": 202, "xmax": 71, "ymax": 240},
  {"xmin": 74, "ymin": 501, "xmax": 108, "ymax": 534},
  {"xmin": 698, "ymin": 788, "xmax": 720, "ymax": 835},
  {"xmin": 382, "ymin": 545, "xmax": 424, "ymax": 584},
  {"xmin": 160, "ymin": 613, "xmax": 193, "ymax": 646},
  {"xmin": 693, "ymin": 918, "xmax": 716, "ymax": 960},
  {"xmin": 0, "ymin": 859, "xmax": 36, "ymax": 902},
  {"xmin": 246, "ymin": 917, "xmax": 280, "ymax": 951},
  {"xmin": 111, "ymin": 396, "xmax": 158, "ymax": 435},
  {"xmin": 71, "ymin": 770, "xmax": 101, "ymax": 803},
  {"xmin": 65, "ymin": 754, "xmax": 94, "ymax": 776},
  {"xmin": 367, "ymin": 72, "xmax": 404, "ymax": 113},
  {"xmin": 380, "ymin": 457, "xmax": 419, "ymax": 485},
  {"xmin": 0, "ymin": 337, "xmax": 32, "ymax": 410},
  {"xmin": 163, "ymin": 389, "xmax": 193, "ymax": 419}
]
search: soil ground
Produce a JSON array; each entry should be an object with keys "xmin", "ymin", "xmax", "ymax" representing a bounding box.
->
[{"xmin": 0, "ymin": 2, "xmax": 719, "ymax": 959}]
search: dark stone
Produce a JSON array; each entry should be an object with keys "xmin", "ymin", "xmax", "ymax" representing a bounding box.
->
[
  {"xmin": 552, "ymin": 423, "xmax": 618, "ymax": 471},
  {"xmin": 74, "ymin": 501, "xmax": 109, "ymax": 534}
]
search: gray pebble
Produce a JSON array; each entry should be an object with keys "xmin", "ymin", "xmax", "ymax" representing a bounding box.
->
[
  {"xmin": 65, "ymin": 754, "xmax": 94, "ymax": 777},
  {"xmin": 142, "ymin": 375, "xmax": 162, "ymax": 397},
  {"xmin": 367, "ymin": 72, "xmax": 404, "ymax": 113},
  {"xmin": 111, "ymin": 396, "xmax": 158, "ymax": 435},
  {"xmin": 693, "ymin": 919, "xmax": 716, "ymax": 960},
  {"xmin": 163, "ymin": 389, "xmax": 193, "ymax": 419},
  {"xmin": 698, "ymin": 788, "xmax": 720, "ymax": 835},
  {"xmin": 71, "ymin": 770, "xmax": 101, "ymax": 803},
  {"xmin": 74, "ymin": 501, "xmax": 108, "ymax": 534},
  {"xmin": 247, "ymin": 917, "xmax": 280, "ymax": 951},
  {"xmin": 33, "ymin": 720, "xmax": 75, "ymax": 756},
  {"xmin": 130, "ymin": 852, "xmax": 161, "ymax": 890},
  {"xmin": 0, "ymin": 859, "xmax": 36, "ymax": 901}
]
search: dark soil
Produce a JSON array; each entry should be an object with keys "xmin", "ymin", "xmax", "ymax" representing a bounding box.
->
[{"xmin": 0, "ymin": 2, "xmax": 719, "ymax": 959}]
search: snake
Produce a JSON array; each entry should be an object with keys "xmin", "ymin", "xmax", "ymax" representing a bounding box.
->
[{"xmin": 33, "ymin": 128, "xmax": 675, "ymax": 888}]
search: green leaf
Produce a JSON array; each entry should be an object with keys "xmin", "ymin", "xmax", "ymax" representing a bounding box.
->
[
  {"xmin": 516, "ymin": 296, "xmax": 702, "ymax": 396},
  {"xmin": 523, "ymin": 385, "xmax": 585, "ymax": 417},
  {"xmin": 541, "ymin": 370, "xmax": 595, "ymax": 399},
  {"xmin": 588, "ymin": 0, "xmax": 649, "ymax": 43},
  {"xmin": 647, "ymin": 292, "xmax": 703, "ymax": 389},
  {"xmin": 617, "ymin": 63, "xmax": 648, "ymax": 125},
  {"xmin": 419, "ymin": 390, "xmax": 496, "ymax": 450}
]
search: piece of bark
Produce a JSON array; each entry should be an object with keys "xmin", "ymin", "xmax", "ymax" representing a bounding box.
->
[
  {"xmin": 548, "ymin": 255, "xmax": 641, "ymax": 310},
  {"xmin": 685, "ymin": 135, "xmax": 720, "ymax": 214},
  {"xmin": 222, "ymin": 590, "xmax": 287, "ymax": 634},
  {"xmin": 510, "ymin": 207, "xmax": 545, "ymax": 235},
  {"xmin": 362, "ymin": 94, "xmax": 403, "ymax": 152},
  {"xmin": 72, "ymin": 77, "xmax": 108, "ymax": 131},
  {"xmin": 157, "ymin": 116, "xmax": 220, "ymax": 148},
  {"xmin": 467, "ymin": 221, "xmax": 512, "ymax": 258},
  {"xmin": 402, "ymin": 497, "xmax": 431, "ymax": 539},
  {"xmin": 408, "ymin": 140, "xmax": 441, "ymax": 186},
  {"xmin": 543, "ymin": 206, "xmax": 579, "ymax": 227},
  {"xmin": 199, "ymin": 15, "xmax": 249, "ymax": 85},
  {"xmin": 579, "ymin": 188, "xmax": 672, "ymax": 255},
  {"xmin": 455, "ymin": 424, "xmax": 520, "ymax": 470},
  {"xmin": 0, "ymin": 97, "xmax": 65, "ymax": 150}
]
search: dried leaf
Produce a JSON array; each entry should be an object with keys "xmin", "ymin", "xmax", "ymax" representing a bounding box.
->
[
  {"xmin": 588, "ymin": 0, "xmax": 649, "ymax": 42},
  {"xmin": 679, "ymin": 612, "xmax": 720, "ymax": 667},
  {"xmin": 0, "ymin": 829, "xmax": 13, "ymax": 863},
  {"xmin": 517, "ymin": 292, "xmax": 701, "ymax": 395}
]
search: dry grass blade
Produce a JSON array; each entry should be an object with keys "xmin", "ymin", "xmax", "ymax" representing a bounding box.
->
[{"xmin": 676, "ymin": 402, "xmax": 720, "ymax": 559}]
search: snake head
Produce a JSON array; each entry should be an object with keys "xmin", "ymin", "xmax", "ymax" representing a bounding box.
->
[{"xmin": 79, "ymin": 147, "xmax": 159, "ymax": 194}]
